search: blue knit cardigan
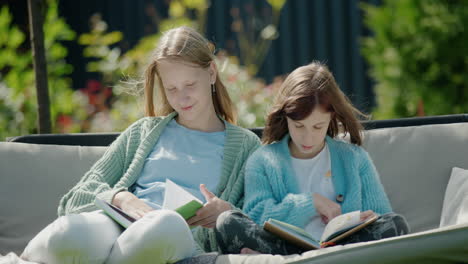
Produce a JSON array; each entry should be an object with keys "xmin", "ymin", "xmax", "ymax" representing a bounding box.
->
[{"xmin": 243, "ymin": 134, "xmax": 392, "ymax": 228}]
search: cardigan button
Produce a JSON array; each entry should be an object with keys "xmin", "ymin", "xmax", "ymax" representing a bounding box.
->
[{"xmin": 336, "ymin": 194, "xmax": 344, "ymax": 203}]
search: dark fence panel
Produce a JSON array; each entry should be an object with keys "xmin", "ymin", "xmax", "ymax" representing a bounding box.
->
[{"xmin": 57, "ymin": 0, "xmax": 381, "ymax": 112}]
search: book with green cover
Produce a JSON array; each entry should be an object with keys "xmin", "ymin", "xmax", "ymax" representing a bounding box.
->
[
  {"xmin": 94, "ymin": 179, "xmax": 204, "ymax": 228},
  {"xmin": 162, "ymin": 179, "xmax": 204, "ymax": 220},
  {"xmin": 173, "ymin": 200, "xmax": 204, "ymax": 220}
]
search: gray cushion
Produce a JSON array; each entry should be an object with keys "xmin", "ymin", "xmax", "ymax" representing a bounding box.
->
[
  {"xmin": 362, "ymin": 123, "xmax": 468, "ymax": 233},
  {"xmin": 439, "ymin": 167, "xmax": 468, "ymax": 227},
  {"xmin": 215, "ymin": 223, "xmax": 468, "ymax": 264},
  {"xmin": 2, "ymin": 121, "xmax": 468, "ymax": 259},
  {"xmin": 0, "ymin": 142, "xmax": 106, "ymax": 255}
]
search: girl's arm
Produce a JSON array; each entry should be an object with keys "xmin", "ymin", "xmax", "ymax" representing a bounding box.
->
[
  {"xmin": 243, "ymin": 153, "xmax": 317, "ymax": 228},
  {"xmin": 359, "ymin": 149, "xmax": 393, "ymax": 215},
  {"xmin": 57, "ymin": 118, "xmax": 148, "ymax": 216}
]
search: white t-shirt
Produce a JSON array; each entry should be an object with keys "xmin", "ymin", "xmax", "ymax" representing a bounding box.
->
[{"xmin": 291, "ymin": 143, "xmax": 335, "ymax": 240}]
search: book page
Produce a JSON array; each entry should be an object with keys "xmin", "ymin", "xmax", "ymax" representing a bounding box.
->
[
  {"xmin": 270, "ymin": 219, "xmax": 319, "ymax": 242},
  {"xmin": 321, "ymin": 211, "xmax": 361, "ymax": 242},
  {"xmin": 95, "ymin": 198, "xmax": 135, "ymax": 228},
  {"xmin": 264, "ymin": 219, "xmax": 321, "ymax": 250},
  {"xmin": 162, "ymin": 179, "xmax": 203, "ymax": 210}
]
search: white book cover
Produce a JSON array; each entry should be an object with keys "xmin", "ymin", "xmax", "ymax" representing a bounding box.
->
[{"xmin": 162, "ymin": 179, "xmax": 203, "ymax": 210}]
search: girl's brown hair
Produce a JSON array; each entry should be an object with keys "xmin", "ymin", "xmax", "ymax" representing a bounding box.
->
[
  {"xmin": 262, "ymin": 61, "xmax": 367, "ymax": 145},
  {"xmin": 143, "ymin": 26, "xmax": 236, "ymax": 124}
]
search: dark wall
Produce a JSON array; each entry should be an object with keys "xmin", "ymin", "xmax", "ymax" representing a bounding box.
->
[
  {"xmin": 58, "ymin": 0, "xmax": 168, "ymax": 90},
  {"xmin": 206, "ymin": 0, "xmax": 381, "ymax": 111},
  {"xmin": 8, "ymin": 0, "xmax": 381, "ymax": 113}
]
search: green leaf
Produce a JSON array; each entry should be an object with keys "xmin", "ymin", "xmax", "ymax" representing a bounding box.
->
[
  {"xmin": 181, "ymin": 0, "xmax": 208, "ymax": 10},
  {"xmin": 101, "ymin": 31, "xmax": 123, "ymax": 45},
  {"xmin": 169, "ymin": 1, "xmax": 186, "ymax": 18},
  {"xmin": 267, "ymin": 0, "xmax": 286, "ymax": 12}
]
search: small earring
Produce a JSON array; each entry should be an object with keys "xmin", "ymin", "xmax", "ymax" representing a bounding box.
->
[{"xmin": 211, "ymin": 84, "xmax": 216, "ymax": 93}]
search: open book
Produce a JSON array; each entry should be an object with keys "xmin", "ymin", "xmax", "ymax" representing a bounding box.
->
[
  {"xmin": 263, "ymin": 211, "xmax": 378, "ymax": 250},
  {"xmin": 95, "ymin": 179, "xmax": 204, "ymax": 228}
]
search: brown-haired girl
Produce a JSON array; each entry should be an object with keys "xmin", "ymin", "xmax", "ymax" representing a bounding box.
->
[
  {"xmin": 21, "ymin": 26, "xmax": 260, "ymax": 264},
  {"xmin": 215, "ymin": 61, "xmax": 409, "ymax": 255}
]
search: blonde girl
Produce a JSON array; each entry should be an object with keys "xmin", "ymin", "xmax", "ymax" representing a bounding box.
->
[{"xmin": 21, "ymin": 26, "xmax": 260, "ymax": 264}]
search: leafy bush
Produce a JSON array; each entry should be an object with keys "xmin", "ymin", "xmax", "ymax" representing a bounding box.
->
[
  {"xmin": 80, "ymin": 1, "xmax": 281, "ymax": 131},
  {"xmin": 1, "ymin": 0, "xmax": 287, "ymax": 138},
  {"xmin": 361, "ymin": 0, "xmax": 468, "ymax": 119},
  {"xmin": 0, "ymin": 0, "xmax": 88, "ymax": 140}
]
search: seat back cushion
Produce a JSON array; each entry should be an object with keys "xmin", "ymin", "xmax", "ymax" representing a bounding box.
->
[
  {"xmin": 362, "ymin": 123, "xmax": 468, "ymax": 233},
  {"xmin": 0, "ymin": 142, "xmax": 106, "ymax": 254}
]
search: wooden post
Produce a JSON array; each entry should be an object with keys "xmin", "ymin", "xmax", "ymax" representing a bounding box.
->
[{"xmin": 27, "ymin": 0, "xmax": 51, "ymax": 133}]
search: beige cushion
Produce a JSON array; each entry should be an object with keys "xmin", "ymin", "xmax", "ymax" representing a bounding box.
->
[
  {"xmin": 361, "ymin": 123, "xmax": 468, "ymax": 233},
  {"xmin": 439, "ymin": 167, "xmax": 468, "ymax": 227},
  {"xmin": 216, "ymin": 223, "xmax": 468, "ymax": 264},
  {"xmin": 0, "ymin": 142, "xmax": 106, "ymax": 255},
  {"xmin": 2, "ymin": 121, "xmax": 468, "ymax": 258}
]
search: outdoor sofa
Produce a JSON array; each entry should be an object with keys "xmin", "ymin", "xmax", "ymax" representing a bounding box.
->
[{"xmin": 1, "ymin": 114, "xmax": 468, "ymax": 263}]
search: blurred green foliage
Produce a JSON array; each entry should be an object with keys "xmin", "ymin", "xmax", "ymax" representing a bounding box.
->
[
  {"xmin": 233, "ymin": 0, "xmax": 284, "ymax": 76},
  {"xmin": 1, "ymin": 0, "xmax": 287, "ymax": 137},
  {"xmin": 0, "ymin": 0, "xmax": 88, "ymax": 140},
  {"xmin": 79, "ymin": 0, "xmax": 280, "ymax": 132},
  {"xmin": 362, "ymin": 0, "xmax": 468, "ymax": 119}
]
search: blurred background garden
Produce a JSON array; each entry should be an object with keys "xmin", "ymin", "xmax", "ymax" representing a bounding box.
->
[{"xmin": 1, "ymin": 0, "xmax": 467, "ymax": 140}]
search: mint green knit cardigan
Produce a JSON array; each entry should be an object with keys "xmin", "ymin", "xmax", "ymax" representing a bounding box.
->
[{"xmin": 57, "ymin": 112, "xmax": 260, "ymax": 252}]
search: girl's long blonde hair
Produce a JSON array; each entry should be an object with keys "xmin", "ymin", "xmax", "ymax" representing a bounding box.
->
[
  {"xmin": 143, "ymin": 26, "xmax": 236, "ymax": 124},
  {"xmin": 262, "ymin": 61, "xmax": 367, "ymax": 145}
]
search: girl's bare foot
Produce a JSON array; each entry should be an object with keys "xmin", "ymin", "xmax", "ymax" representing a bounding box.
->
[{"xmin": 240, "ymin": 247, "xmax": 260, "ymax": 254}]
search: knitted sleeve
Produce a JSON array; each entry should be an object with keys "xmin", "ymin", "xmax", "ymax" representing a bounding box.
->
[
  {"xmin": 193, "ymin": 131, "xmax": 261, "ymax": 252},
  {"xmin": 226, "ymin": 132, "xmax": 261, "ymax": 209},
  {"xmin": 57, "ymin": 118, "xmax": 146, "ymax": 216},
  {"xmin": 243, "ymin": 150, "xmax": 316, "ymax": 228},
  {"xmin": 359, "ymin": 148, "xmax": 393, "ymax": 215}
]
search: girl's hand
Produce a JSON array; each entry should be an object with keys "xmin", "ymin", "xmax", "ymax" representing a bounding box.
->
[
  {"xmin": 186, "ymin": 184, "xmax": 232, "ymax": 228},
  {"xmin": 241, "ymin": 248, "xmax": 260, "ymax": 254},
  {"xmin": 360, "ymin": 210, "xmax": 376, "ymax": 221},
  {"xmin": 312, "ymin": 193, "xmax": 341, "ymax": 224},
  {"xmin": 112, "ymin": 191, "xmax": 155, "ymax": 219}
]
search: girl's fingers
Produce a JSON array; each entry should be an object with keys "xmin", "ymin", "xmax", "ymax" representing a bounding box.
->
[
  {"xmin": 321, "ymin": 214, "xmax": 329, "ymax": 224},
  {"xmin": 360, "ymin": 210, "xmax": 375, "ymax": 220},
  {"xmin": 128, "ymin": 211, "xmax": 141, "ymax": 220},
  {"xmin": 323, "ymin": 206, "xmax": 340, "ymax": 222},
  {"xmin": 143, "ymin": 208, "xmax": 154, "ymax": 214},
  {"xmin": 188, "ymin": 201, "xmax": 225, "ymax": 225},
  {"xmin": 187, "ymin": 211, "xmax": 210, "ymax": 225},
  {"xmin": 190, "ymin": 215, "xmax": 216, "ymax": 227},
  {"xmin": 241, "ymin": 248, "xmax": 260, "ymax": 254},
  {"xmin": 136, "ymin": 210, "xmax": 146, "ymax": 218},
  {"xmin": 187, "ymin": 212, "xmax": 211, "ymax": 225},
  {"xmin": 201, "ymin": 221, "xmax": 216, "ymax": 228},
  {"xmin": 334, "ymin": 208, "xmax": 341, "ymax": 218}
]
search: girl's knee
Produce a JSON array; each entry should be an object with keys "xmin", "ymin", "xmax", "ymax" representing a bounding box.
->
[
  {"xmin": 47, "ymin": 213, "xmax": 119, "ymax": 262},
  {"xmin": 130, "ymin": 210, "xmax": 192, "ymax": 245},
  {"xmin": 389, "ymin": 213, "xmax": 410, "ymax": 235},
  {"xmin": 379, "ymin": 213, "xmax": 410, "ymax": 232},
  {"xmin": 48, "ymin": 214, "xmax": 92, "ymax": 251},
  {"xmin": 107, "ymin": 210, "xmax": 195, "ymax": 264},
  {"xmin": 140, "ymin": 210, "xmax": 187, "ymax": 233},
  {"xmin": 215, "ymin": 210, "xmax": 245, "ymax": 232}
]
